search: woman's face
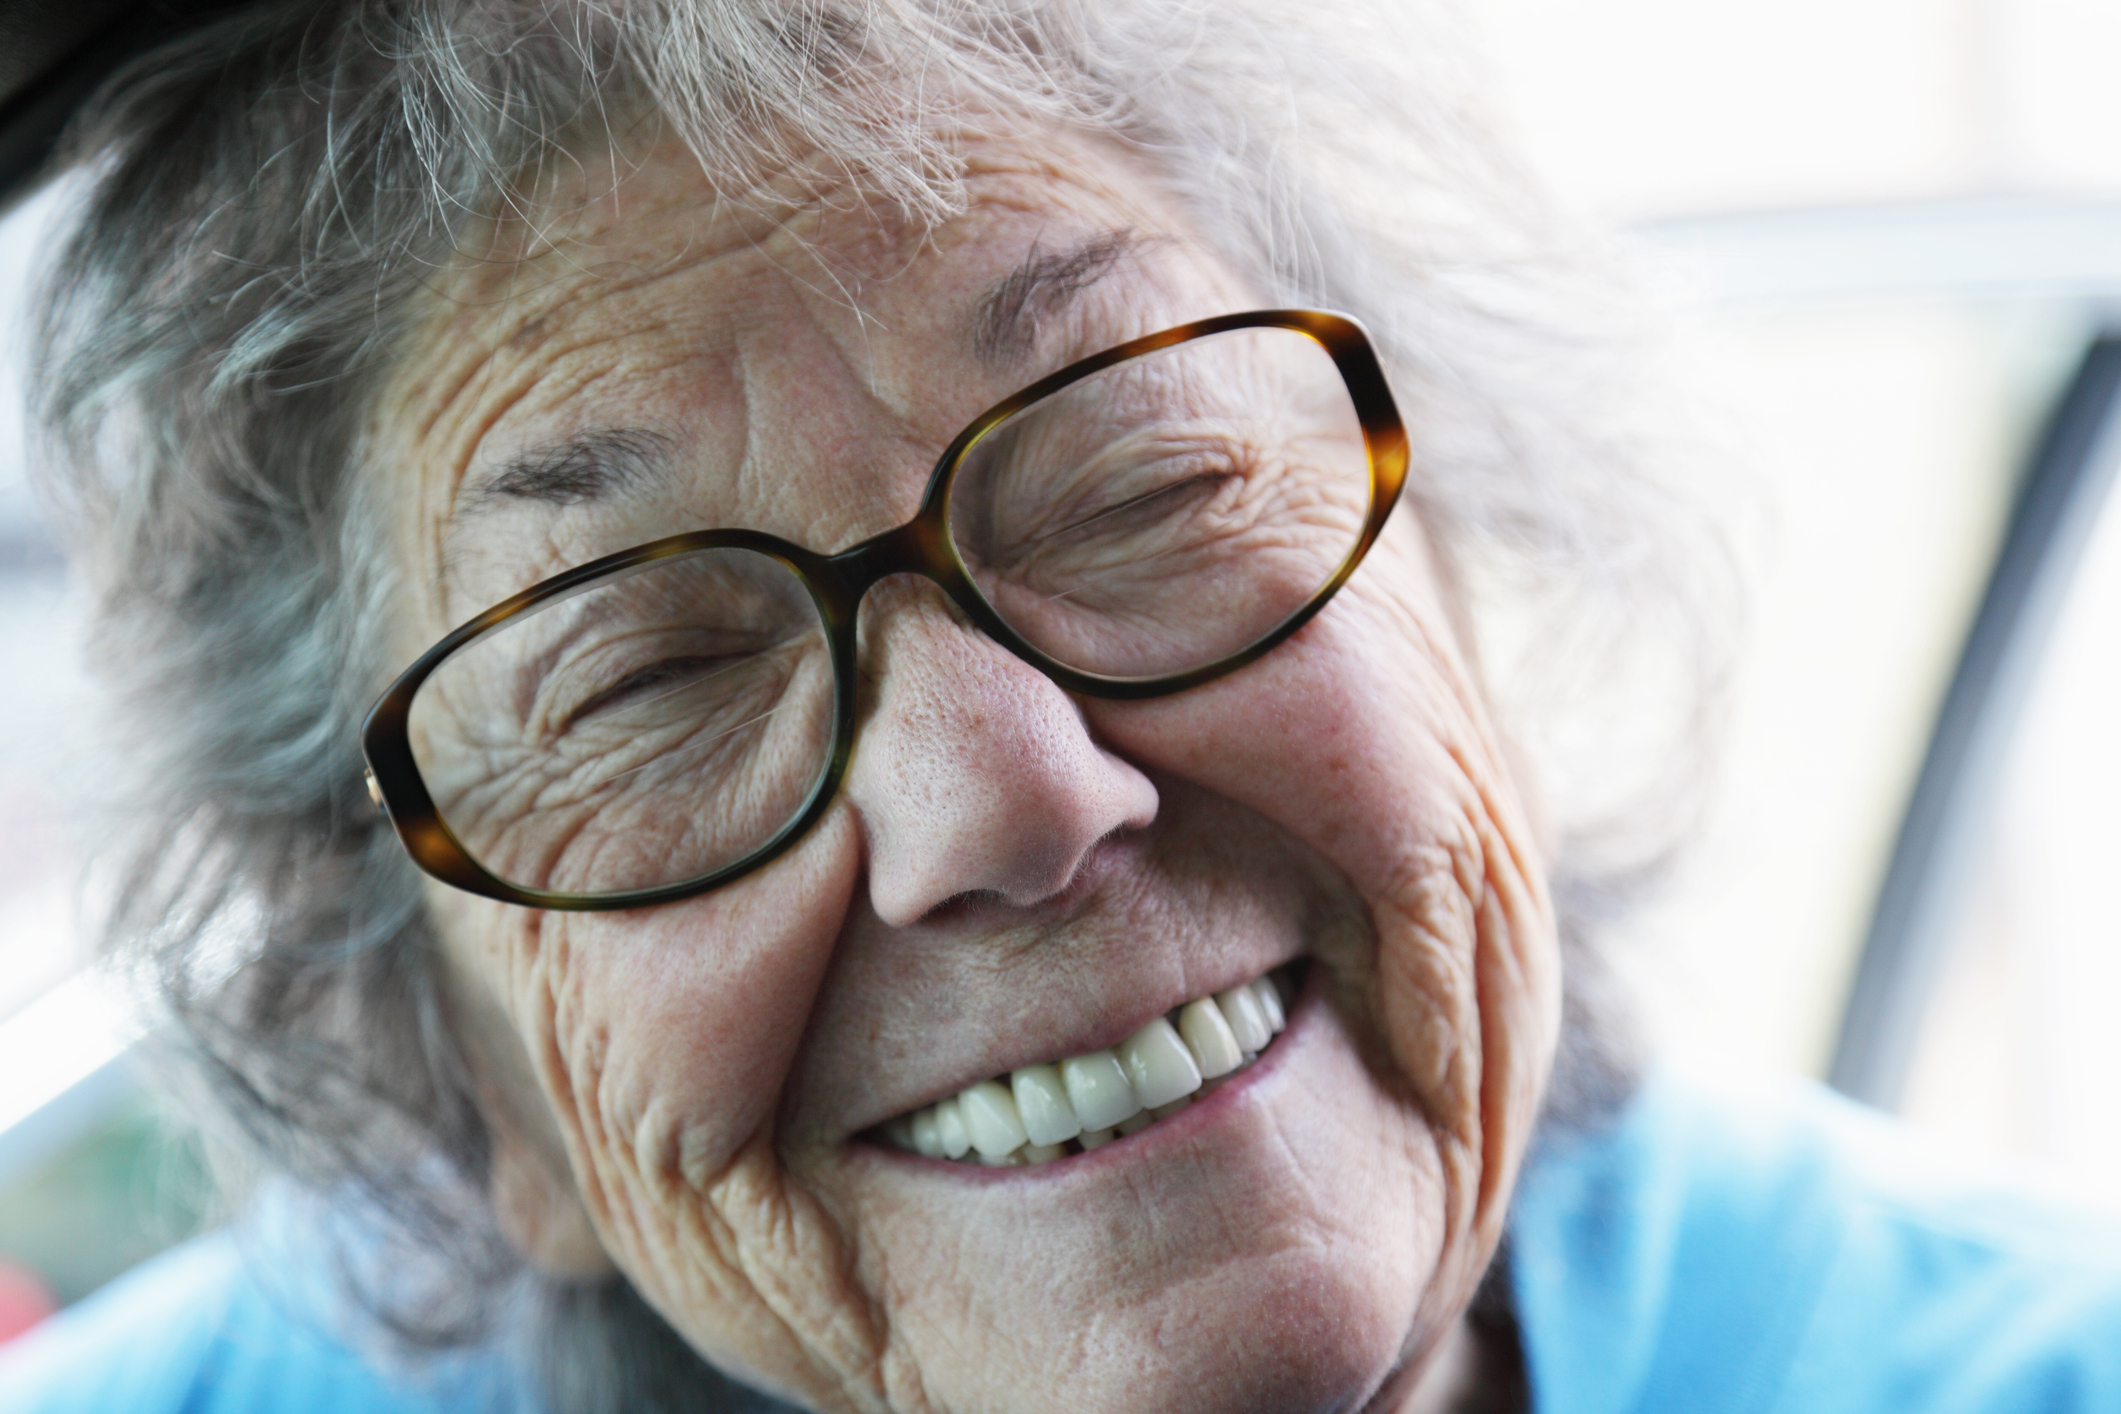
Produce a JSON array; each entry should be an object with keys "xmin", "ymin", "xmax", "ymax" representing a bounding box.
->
[{"xmin": 379, "ymin": 126, "xmax": 1559, "ymax": 1413}]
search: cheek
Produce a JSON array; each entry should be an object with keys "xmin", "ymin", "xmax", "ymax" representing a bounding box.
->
[
  {"xmin": 486, "ymin": 815, "xmax": 909, "ymax": 1403},
  {"xmin": 1093, "ymin": 553, "xmax": 1510, "ymax": 922},
  {"xmin": 1084, "ymin": 545, "xmax": 1559, "ymax": 1241},
  {"xmin": 539, "ymin": 822, "xmax": 858, "ymax": 1163},
  {"xmin": 459, "ymin": 814, "xmax": 864, "ymax": 1277},
  {"xmin": 840, "ymin": 999, "xmax": 1448, "ymax": 1414}
]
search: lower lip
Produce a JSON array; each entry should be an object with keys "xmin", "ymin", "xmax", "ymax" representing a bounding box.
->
[{"xmin": 862, "ymin": 963, "xmax": 1321, "ymax": 1181}]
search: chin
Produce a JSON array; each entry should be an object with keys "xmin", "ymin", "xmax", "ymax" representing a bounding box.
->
[{"xmin": 792, "ymin": 965, "xmax": 1454, "ymax": 1414}]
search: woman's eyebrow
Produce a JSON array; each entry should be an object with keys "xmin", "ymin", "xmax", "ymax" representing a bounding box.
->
[
  {"xmin": 453, "ymin": 427, "xmax": 676, "ymax": 519},
  {"xmin": 973, "ymin": 228, "xmax": 1149, "ymax": 364}
]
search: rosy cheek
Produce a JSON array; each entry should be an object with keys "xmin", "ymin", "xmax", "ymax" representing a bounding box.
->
[
  {"xmin": 520, "ymin": 812, "xmax": 865, "ymax": 1201},
  {"xmin": 1090, "ymin": 585, "xmax": 1493, "ymax": 906},
  {"xmin": 1084, "ymin": 561, "xmax": 1554, "ymax": 1154}
]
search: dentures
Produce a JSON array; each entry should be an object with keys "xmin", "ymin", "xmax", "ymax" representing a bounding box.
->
[{"xmin": 882, "ymin": 970, "xmax": 1291, "ymax": 1167}]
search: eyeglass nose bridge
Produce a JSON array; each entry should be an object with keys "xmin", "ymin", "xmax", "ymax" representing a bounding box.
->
[
  {"xmin": 822, "ymin": 507, "xmax": 953, "ymax": 594},
  {"xmin": 809, "ymin": 498, "xmax": 1023, "ymax": 671}
]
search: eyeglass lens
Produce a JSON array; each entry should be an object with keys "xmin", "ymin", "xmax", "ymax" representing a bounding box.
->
[
  {"xmin": 404, "ymin": 325, "xmax": 1374, "ymax": 897},
  {"xmin": 949, "ymin": 326, "xmax": 1372, "ymax": 679}
]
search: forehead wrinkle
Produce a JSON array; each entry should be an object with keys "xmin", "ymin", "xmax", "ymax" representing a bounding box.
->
[
  {"xmin": 720, "ymin": 314, "xmax": 922, "ymax": 552},
  {"xmin": 415, "ymin": 252, "xmax": 883, "ymax": 612},
  {"xmin": 408, "ymin": 227, "xmax": 763, "ymax": 461},
  {"xmin": 432, "ymin": 364, "xmax": 712, "ymax": 611},
  {"xmin": 424, "ymin": 322, "xmax": 663, "ymax": 553},
  {"xmin": 409, "ymin": 241, "xmax": 753, "ymax": 542},
  {"xmin": 403, "ymin": 341, "xmax": 656, "ymax": 630},
  {"xmin": 396, "ymin": 138, "xmax": 1211, "ymax": 632},
  {"xmin": 759, "ymin": 211, "xmax": 921, "ymax": 330}
]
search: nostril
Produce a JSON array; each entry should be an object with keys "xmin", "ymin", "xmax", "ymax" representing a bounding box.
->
[
  {"xmin": 841, "ymin": 574, "xmax": 1161, "ymax": 926},
  {"xmin": 851, "ymin": 707, "xmax": 1160, "ymax": 926},
  {"xmin": 866, "ymin": 800, "xmax": 1133, "ymax": 927}
]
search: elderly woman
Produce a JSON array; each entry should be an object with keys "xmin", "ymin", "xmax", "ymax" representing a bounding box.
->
[{"xmin": 7, "ymin": 1, "xmax": 2121, "ymax": 1412}]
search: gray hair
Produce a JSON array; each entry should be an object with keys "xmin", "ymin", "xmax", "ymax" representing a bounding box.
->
[{"xmin": 30, "ymin": 0, "xmax": 1731, "ymax": 1407}]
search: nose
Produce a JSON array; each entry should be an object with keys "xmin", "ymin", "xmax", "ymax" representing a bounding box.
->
[{"xmin": 841, "ymin": 579, "xmax": 1160, "ymax": 926}]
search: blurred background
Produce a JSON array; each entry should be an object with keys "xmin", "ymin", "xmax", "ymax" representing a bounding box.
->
[
  {"xmin": 1, "ymin": 0, "xmax": 2118, "ymax": 1337},
  {"xmin": 1483, "ymin": 0, "xmax": 2121, "ymax": 1180}
]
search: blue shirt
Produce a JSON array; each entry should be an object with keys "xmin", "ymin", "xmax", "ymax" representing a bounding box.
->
[
  {"xmin": 0, "ymin": 1228, "xmax": 515, "ymax": 1412},
  {"xmin": 1510, "ymin": 1071, "xmax": 2121, "ymax": 1414},
  {"xmin": 8, "ymin": 1070, "xmax": 2121, "ymax": 1411}
]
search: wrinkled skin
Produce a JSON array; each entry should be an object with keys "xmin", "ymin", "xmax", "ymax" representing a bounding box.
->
[{"xmin": 378, "ymin": 124, "xmax": 1560, "ymax": 1413}]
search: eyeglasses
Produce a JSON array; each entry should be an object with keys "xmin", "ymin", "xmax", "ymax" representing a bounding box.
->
[{"xmin": 361, "ymin": 309, "xmax": 1408, "ymax": 910}]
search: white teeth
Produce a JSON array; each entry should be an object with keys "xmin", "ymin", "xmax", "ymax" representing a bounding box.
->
[
  {"xmin": 1215, "ymin": 985, "xmax": 1273, "ymax": 1053},
  {"xmin": 934, "ymin": 1097, "xmax": 971, "ymax": 1160},
  {"xmin": 1011, "ymin": 1065, "xmax": 1083, "ymax": 1146},
  {"xmin": 1178, "ymin": 997, "xmax": 1243, "ymax": 1079},
  {"xmin": 1060, "ymin": 1050, "xmax": 1142, "ymax": 1132},
  {"xmin": 1252, "ymin": 977, "xmax": 1286, "ymax": 1033},
  {"xmin": 1117, "ymin": 1015, "xmax": 1203, "ymax": 1108},
  {"xmin": 883, "ymin": 967, "xmax": 1296, "ymax": 1168},
  {"xmin": 959, "ymin": 1080, "xmax": 1029, "ymax": 1158}
]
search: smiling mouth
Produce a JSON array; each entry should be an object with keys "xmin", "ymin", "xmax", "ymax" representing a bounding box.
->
[{"xmin": 877, "ymin": 962, "xmax": 1303, "ymax": 1168}]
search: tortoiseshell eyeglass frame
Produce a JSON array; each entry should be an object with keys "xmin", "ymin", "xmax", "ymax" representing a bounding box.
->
[{"xmin": 360, "ymin": 309, "xmax": 1410, "ymax": 911}]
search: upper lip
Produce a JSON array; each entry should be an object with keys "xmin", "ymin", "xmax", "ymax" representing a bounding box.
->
[{"xmin": 788, "ymin": 796, "xmax": 1338, "ymax": 1146}]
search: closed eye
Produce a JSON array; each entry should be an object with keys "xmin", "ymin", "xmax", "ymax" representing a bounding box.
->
[
  {"xmin": 1048, "ymin": 469, "xmax": 1234, "ymax": 543},
  {"xmin": 563, "ymin": 653, "xmax": 756, "ymax": 729}
]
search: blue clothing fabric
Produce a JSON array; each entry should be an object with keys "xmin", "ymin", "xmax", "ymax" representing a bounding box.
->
[
  {"xmin": 8, "ymin": 1070, "xmax": 2121, "ymax": 1411},
  {"xmin": 0, "ymin": 1226, "xmax": 522, "ymax": 1413},
  {"xmin": 1510, "ymin": 1071, "xmax": 2121, "ymax": 1414}
]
